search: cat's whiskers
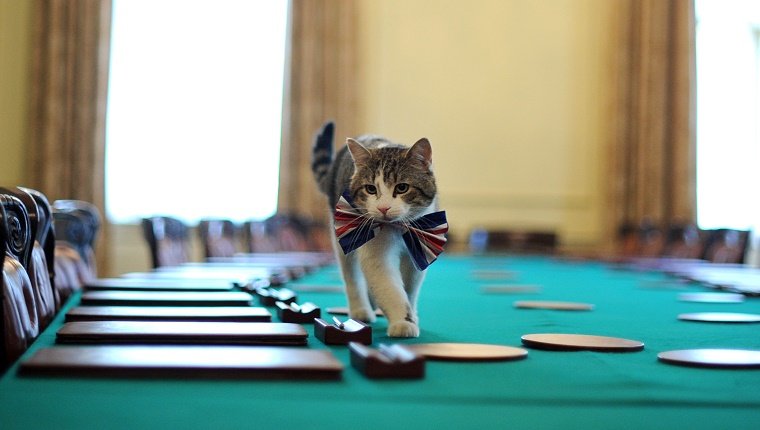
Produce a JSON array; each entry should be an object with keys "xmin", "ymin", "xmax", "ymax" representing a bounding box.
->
[{"xmin": 346, "ymin": 211, "xmax": 378, "ymax": 251}]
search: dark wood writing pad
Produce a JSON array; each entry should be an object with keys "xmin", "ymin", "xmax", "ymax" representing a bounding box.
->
[
  {"xmin": 19, "ymin": 345, "xmax": 342, "ymax": 380},
  {"xmin": 66, "ymin": 306, "xmax": 272, "ymax": 323},
  {"xmin": 56, "ymin": 321, "xmax": 307, "ymax": 346},
  {"xmin": 79, "ymin": 291, "xmax": 254, "ymax": 306},
  {"xmin": 84, "ymin": 278, "xmax": 236, "ymax": 291}
]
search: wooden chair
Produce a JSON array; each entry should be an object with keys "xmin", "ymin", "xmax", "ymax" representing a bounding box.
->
[
  {"xmin": 304, "ymin": 219, "xmax": 333, "ymax": 252},
  {"xmin": 21, "ymin": 189, "xmax": 56, "ymax": 282},
  {"xmin": 142, "ymin": 216, "xmax": 190, "ymax": 268},
  {"xmin": 242, "ymin": 220, "xmax": 278, "ymax": 253},
  {"xmin": 52, "ymin": 204, "xmax": 99, "ymax": 306},
  {"xmin": 198, "ymin": 219, "xmax": 238, "ymax": 259},
  {"xmin": 243, "ymin": 214, "xmax": 312, "ymax": 253},
  {"xmin": 614, "ymin": 223, "xmax": 640, "ymax": 259},
  {"xmin": 1, "ymin": 187, "xmax": 56, "ymax": 328},
  {"xmin": 52, "ymin": 199, "xmax": 100, "ymax": 274},
  {"xmin": 468, "ymin": 228, "xmax": 558, "ymax": 254},
  {"xmin": 702, "ymin": 229, "xmax": 750, "ymax": 264},
  {"xmin": 265, "ymin": 214, "xmax": 311, "ymax": 252},
  {"xmin": 636, "ymin": 220, "xmax": 665, "ymax": 258},
  {"xmin": 661, "ymin": 222, "xmax": 705, "ymax": 259},
  {"xmin": 0, "ymin": 192, "xmax": 38, "ymax": 371}
]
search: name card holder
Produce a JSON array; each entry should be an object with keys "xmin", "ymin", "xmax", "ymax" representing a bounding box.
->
[
  {"xmin": 276, "ymin": 301, "xmax": 321, "ymax": 324},
  {"xmin": 349, "ymin": 342, "xmax": 425, "ymax": 379},
  {"xmin": 314, "ymin": 317, "xmax": 372, "ymax": 345},
  {"xmin": 255, "ymin": 287, "xmax": 297, "ymax": 307}
]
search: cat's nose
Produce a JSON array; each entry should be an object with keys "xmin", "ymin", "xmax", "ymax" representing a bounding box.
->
[{"xmin": 378, "ymin": 206, "xmax": 390, "ymax": 215}]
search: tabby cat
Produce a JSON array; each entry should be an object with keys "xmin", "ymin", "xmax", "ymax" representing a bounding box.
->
[{"xmin": 311, "ymin": 121, "xmax": 446, "ymax": 337}]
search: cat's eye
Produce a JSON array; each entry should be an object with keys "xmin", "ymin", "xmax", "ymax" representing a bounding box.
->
[
  {"xmin": 364, "ymin": 184, "xmax": 377, "ymax": 195},
  {"xmin": 394, "ymin": 183, "xmax": 409, "ymax": 194}
]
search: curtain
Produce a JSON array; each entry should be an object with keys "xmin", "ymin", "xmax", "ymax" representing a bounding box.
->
[
  {"xmin": 607, "ymin": 0, "xmax": 696, "ymax": 247},
  {"xmin": 27, "ymin": 0, "xmax": 112, "ymax": 272},
  {"xmin": 278, "ymin": 0, "xmax": 358, "ymax": 221}
]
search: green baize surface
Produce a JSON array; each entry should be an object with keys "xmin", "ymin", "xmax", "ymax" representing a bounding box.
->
[{"xmin": 2, "ymin": 255, "xmax": 760, "ymax": 429}]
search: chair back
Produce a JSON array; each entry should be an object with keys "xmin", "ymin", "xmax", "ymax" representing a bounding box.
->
[
  {"xmin": 142, "ymin": 216, "xmax": 190, "ymax": 268},
  {"xmin": 0, "ymin": 193, "xmax": 37, "ymax": 370},
  {"xmin": 637, "ymin": 221, "xmax": 665, "ymax": 257},
  {"xmin": 52, "ymin": 199, "xmax": 100, "ymax": 273},
  {"xmin": 662, "ymin": 222, "xmax": 705, "ymax": 259},
  {"xmin": 21, "ymin": 188, "xmax": 55, "ymax": 275},
  {"xmin": 198, "ymin": 219, "xmax": 237, "ymax": 259},
  {"xmin": 242, "ymin": 220, "xmax": 278, "ymax": 253},
  {"xmin": 469, "ymin": 229, "xmax": 558, "ymax": 254},
  {"xmin": 304, "ymin": 219, "xmax": 333, "ymax": 252},
  {"xmin": 703, "ymin": 229, "xmax": 750, "ymax": 264},
  {"xmin": 52, "ymin": 203, "xmax": 99, "ymax": 305},
  {"xmin": 1, "ymin": 187, "xmax": 56, "ymax": 327},
  {"xmin": 265, "ymin": 214, "xmax": 311, "ymax": 252}
]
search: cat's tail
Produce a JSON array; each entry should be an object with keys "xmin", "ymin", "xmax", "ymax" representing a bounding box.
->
[{"xmin": 311, "ymin": 121, "xmax": 335, "ymax": 195}]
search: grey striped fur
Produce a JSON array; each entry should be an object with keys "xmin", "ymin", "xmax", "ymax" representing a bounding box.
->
[{"xmin": 311, "ymin": 121, "xmax": 437, "ymax": 212}]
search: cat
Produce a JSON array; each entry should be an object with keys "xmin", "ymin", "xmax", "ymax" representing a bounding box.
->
[{"xmin": 311, "ymin": 121, "xmax": 445, "ymax": 338}]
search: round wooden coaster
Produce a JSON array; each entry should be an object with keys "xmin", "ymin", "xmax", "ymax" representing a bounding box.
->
[
  {"xmin": 326, "ymin": 307, "xmax": 384, "ymax": 317},
  {"xmin": 404, "ymin": 343, "xmax": 528, "ymax": 362},
  {"xmin": 514, "ymin": 300, "xmax": 594, "ymax": 311},
  {"xmin": 677, "ymin": 292, "xmax": 745, "ymax": 303},
  {"xmin": 521, "ymin": 333, "xmax": 644, "ymax": 352},
  {"xmin": 658, "ymin": 349, "xmax": 760, "ymax": 369},
  {"xmin": 678, "ymin": 312, "xmax": 760, "ymax": 323}
]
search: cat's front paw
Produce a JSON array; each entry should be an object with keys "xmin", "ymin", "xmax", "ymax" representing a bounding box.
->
[
  {"xmin": 350, "ymin": 307, "xmax": 377, "ymax": 323},
  {"xmin": 387, "ymin": 321, "xmax": 420, "ymax": 338}
]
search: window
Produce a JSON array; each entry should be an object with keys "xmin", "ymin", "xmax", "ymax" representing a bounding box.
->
[
  {"xmin": 695, "ymin": 0, "xmax": 760, "ymax": 230},
  {"xmin": 105, "ymin": 0, "xmax": 288, "ymax": 224}
]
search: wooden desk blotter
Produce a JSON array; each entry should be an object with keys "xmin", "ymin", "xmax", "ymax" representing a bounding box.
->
[
  {"xmin": 19, "ymin": 345, "xmax": 342, "ymax": 380},
  {"xmin": 65, "ymin": 306, "xmax": 272, "ymax": 323},
  {"xmin": 79, "ymin": 291, "xmax": 254, "ymax": 307},
  {"xmin": 84, "ymin": 278, "xmax": 236, "ymax": 292},
  {"xmin": 121, "ymin": 270, "xmax": 259, "ymax": 287},
  {"xmin": 56, "ymin": 321, "xmax": 308, "ymax": 346}
]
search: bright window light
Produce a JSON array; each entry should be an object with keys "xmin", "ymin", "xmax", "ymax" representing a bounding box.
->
[
  {"xmin": 105, "ymin": 0, "xmax": 288, "ymax": 224},
  {"xmin": 695, "ymin": 0, "xmax": 760, "ymax": 230}
]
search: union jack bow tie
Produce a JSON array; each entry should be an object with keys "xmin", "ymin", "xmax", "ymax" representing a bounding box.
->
[{"xmin": 334, "ymin": 191, "xmax": 448, "ymax": 270}]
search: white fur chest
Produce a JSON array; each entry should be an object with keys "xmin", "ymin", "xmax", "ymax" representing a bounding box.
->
[{"xmin": 356, "ymin": 224, "xmax": 408, "ymax": 267}]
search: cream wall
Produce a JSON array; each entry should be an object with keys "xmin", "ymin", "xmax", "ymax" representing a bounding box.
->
[
  {"xmin": 1, "ymin": 1, "xmax": 615, "ymax": 276},
  {"xmin": 355, "ymin": 0, "xmax": 614, "ymax": 251},
  {"xmin": 0, "ymin": 0, "xmax": 32, "ymax": 186}
]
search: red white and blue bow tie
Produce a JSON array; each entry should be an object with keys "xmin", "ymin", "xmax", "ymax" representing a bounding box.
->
[{"xmin": 334, "ymin": 191, "xmax": 448, "ymax": 270}]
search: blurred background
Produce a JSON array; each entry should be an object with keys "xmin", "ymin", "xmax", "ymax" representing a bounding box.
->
[{"xmin": 1, "ymin": 0, "xmax": 758, "ymax": 276}]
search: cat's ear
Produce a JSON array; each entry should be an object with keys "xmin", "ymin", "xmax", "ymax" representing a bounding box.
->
[
  {"xmin": 406, "ymin": 138, "xmax": 433, "ymax": 170},
  {"xmin": 346, "ymin": 138, "xmax": 372, "ymax": 165}
]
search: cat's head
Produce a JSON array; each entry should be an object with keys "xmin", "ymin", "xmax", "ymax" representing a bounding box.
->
[{"xmin": 346, "ymin": 137, "xmax": 437, "ymax": 222}]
